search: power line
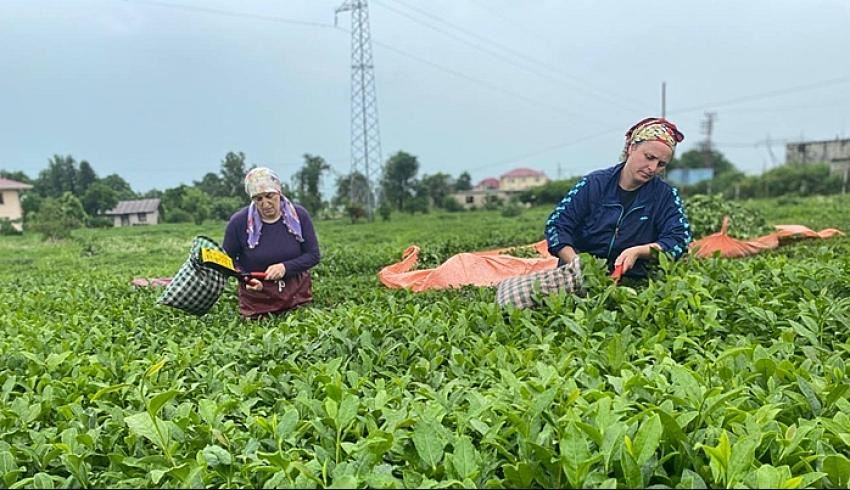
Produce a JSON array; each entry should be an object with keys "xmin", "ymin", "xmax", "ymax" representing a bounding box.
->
[
  {"xmin": 119, "ymin": 0, "xmax": 338, "ymax": 28},
  {"xmin": 367, "ymin": 37, "xmax": 609, "ymax": 123},
  {"xmin": 669, "ymin": 75, "xmax": 850, "ymax": 115},
  {"xmin": 465, "ymin": 125, "xmax": 624, "ymax": 174},
  {"xmin": 374, "ymin": 0, "xmax": 646, "ymax": 113},
  {"xmin": 117, "ymin": 0, "xmax": 614, "ymax": 124},
  {"xmin": 467, "ymin": 0, "xmax": 559, "ymax": 56}
]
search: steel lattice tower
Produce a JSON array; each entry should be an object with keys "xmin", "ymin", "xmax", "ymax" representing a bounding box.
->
[{"xmin": 335, "ymin": 0, "xmax": 382, "ymax": 220}]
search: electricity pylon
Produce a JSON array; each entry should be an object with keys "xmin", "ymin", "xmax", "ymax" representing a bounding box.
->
[{"xmin": 335, "ymin": 0, "xmax": 382, "ymax": 220}]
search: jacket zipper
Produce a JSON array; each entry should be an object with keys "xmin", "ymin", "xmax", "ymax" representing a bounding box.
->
[{"xmin": 606, "ymin": 204, "xmax": 646, "ymax": 259}]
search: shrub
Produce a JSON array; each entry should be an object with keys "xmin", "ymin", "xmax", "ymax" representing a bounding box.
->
[
  {"xmin": 346, "ymin": 205, "xmax": 367, "ymax": 223},
  {"xmin": 500, "ymin": 204, "xmax": 523, "ymax": 218},
  {"xmin": 86, "ymin": 216, "xmax": 114, "ymax": 228},
  {"xmin": 165, "ymin": 209, "xmax": 193, "ymax": 223},
  {"xmin": 29, "ymin": 194, "xmax": 86, "ymax": 240},
  {"xmin": 443, "ymin": 197, "xmax": 465, "ymax": 213},
  {"xmin": 378, "ymin": 202, "xmax": 392, "ymax": 221},
  {"xmin": 0, "ymin": 218, "xmax": 22, "ymax": 236}
]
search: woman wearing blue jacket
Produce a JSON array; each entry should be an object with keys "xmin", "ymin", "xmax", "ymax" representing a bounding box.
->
[{"xmin": 545, "ymin": 117, "xmax": 692, "ymax": 278}]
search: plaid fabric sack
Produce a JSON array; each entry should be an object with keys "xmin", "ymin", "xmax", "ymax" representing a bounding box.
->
[
  {"xmin": 496, "ymin": 257, "xmax": 584, "ymax": 309},
  {"xmin": 158, "ymin": 235, "xmax": 229, "ymax": 316}
]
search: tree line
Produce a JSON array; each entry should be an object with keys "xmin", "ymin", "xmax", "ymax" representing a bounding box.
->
[
  {"xmin": 0, "ymin": 150, "xmax": 479, "ymax": 237},
  {"xmin": 5, "ymin": 146, "xmax": 840, "ymax": 238}
]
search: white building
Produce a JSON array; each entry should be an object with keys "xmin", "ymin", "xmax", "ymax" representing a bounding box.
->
[
  {"xmin": 786, "ymin": 138, "xmax": 850, "ymax": 176},
  {"xmin": 104, "ymin": 198, "xmax": 161, "ymax": 227},
  {"xmin": 0, "ymin": 178, "xmax": 33, "ymax": 231}
]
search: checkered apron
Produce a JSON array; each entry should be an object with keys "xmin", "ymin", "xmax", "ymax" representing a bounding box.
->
[
  {"xmin": 158, "ymin": 236, "xmax": 229, "ymax": 316},
  {"xmin": 496, "ymin": 260, "xmax": 584, "ymax": 309}
]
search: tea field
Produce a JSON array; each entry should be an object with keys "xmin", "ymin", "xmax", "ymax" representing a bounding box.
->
[{"xmin": 1, "ymin": 196, "xmax": 850, "ymax": 488}]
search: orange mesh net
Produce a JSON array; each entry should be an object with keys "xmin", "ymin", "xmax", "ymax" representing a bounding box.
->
[
  {"xmin": 379, "ymin": 218, "xmax": 843, "ymax": 292},
  {"xmin": 378, "ymin": 240, "xmax": 556, "ymax": 292},
  {"xmin": 689, "ymin": 216, "xmax": 843, "ymax": 258}
]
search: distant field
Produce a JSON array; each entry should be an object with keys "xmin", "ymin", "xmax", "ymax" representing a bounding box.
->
[{"xmin": 1, "ymin": 196, "xmax": 849, "ymax": 488}]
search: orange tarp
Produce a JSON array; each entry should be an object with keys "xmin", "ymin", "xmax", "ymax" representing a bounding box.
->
[
  {"xmin": 379, "ymin": 219, "xmax": 843, "ymax": 292},
  {"xmin": 689, "ymin": 217, "xmax": 843, "ymax": 258},
  {"xmin": 378, "ymin": 241, "xmax": 557, "ymax": 292}
]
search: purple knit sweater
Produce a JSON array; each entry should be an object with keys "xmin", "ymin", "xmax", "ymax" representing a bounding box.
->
[{"xmin": 222, "ymin": 204, "xmax": 320, "ymax": 277}]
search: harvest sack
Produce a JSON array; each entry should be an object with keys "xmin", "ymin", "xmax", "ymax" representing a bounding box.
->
[
  {"xmin": 238, "ymin": 271, "xmax": 313, "ymax": 318},
  {"xmin": 496, "ymin": 260, "xmax": 583, "ymax": 309},
  {"xmin": 158, "ymin": 236, "xmax": 229, "ymax": 316}
]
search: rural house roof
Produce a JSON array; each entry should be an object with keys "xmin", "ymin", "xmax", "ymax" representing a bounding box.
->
[
  {"xmin": 501, "ymin": 167, "xmax": 547, "ymax": 178},
  {"xmin": 0, "ymin": 178, "xmax": 33, "ymax": 190},
  {"xmin": 477, "ymin": 177, "xmax": 500, "ymax": 189},
  {"xmin": 104, "ymin": 198, "xmax": 161, "ymax": 215}
]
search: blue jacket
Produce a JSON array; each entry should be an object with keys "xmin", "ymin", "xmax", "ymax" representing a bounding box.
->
[{"xmin": 545, "ymin": 163, "xmax": 692, "ymax": 276}]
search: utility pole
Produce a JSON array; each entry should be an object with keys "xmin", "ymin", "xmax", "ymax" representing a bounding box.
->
[
  {"xmin": 700, "ymin": 112, "xmax": 716, "ymax": 194},
  {"xmin": 700, "ymin": 112, "xmax": 716, "ymax": 153},
  {"xmin": 661, "ymin": 82, "xmax": 666, "ymax": 118},
  {"xmin": 335, "ymin": 0, "xmax": 382, "ymax": 221},
  {"xmin": 557, "ymin": 162, "xmax": 562, "ymax": 180},
  {"xmin": 763, "ymin": 134, "xmax": 778, "ymax": 167}
]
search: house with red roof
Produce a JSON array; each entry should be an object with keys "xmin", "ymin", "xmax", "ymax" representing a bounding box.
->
[
  {"xmin": 498, "ymin": 167, "xmax": 549, "ymax": 191},
  {"xmin": 450, "ymin": 167, "xmax": 549, "ymax": 210},
  {"xmin": 0, "ymin": 178, "xmax": 33, "ymax": 231},
  {"xmin": 475, "ymin": 177, "xmax": 500, "ymax": 190}
]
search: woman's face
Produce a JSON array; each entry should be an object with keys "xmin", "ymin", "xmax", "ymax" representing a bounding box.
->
[
  {"xmin": 252, "ymin": 192, "xmax": 281, "ymax": 221},
  {"xmin": 625, "ymin": 140, "xmax": 673, "ymax": 185}
]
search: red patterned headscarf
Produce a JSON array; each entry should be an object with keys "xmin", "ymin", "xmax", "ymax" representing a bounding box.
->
[{"xmin": 621, "ymin": 117, "xmax": 685, "ymax": 161}]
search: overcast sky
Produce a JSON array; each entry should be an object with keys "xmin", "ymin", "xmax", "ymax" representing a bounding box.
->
[{"xmin": 2, "ymin": 0, "xmax": 849, "ymax": 195}]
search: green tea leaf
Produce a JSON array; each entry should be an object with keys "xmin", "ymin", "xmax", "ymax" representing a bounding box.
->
[
  {"xmin": 412, "ymin": 421, "xmax": 446, "ymax": 470},
  {"xmin": 125, "ymin": 412, "xmax": 163, "ymax": 446},
  {"xmin": 338, "ymin": 394, "xmax": 359, "ymax": 430},
  {"xmin": 148, "ymin": 390, "xmax": 179, "ymax": 418},
  {"xmin": 823, "ymin": 454, "xmax": 850, "ymax": 488},
  {"xmin": 633, "ymin": 413, "xmax": 662, "ymax": 465},
  {"xmin": 91, "ymin": 383, "xmax": 131, "ymax": 401},
  {"xmin": 451, "ymin": 436, "xmax": 478, "ymax": 480},
  {"xmin": 202, "ymin": 445, "xmax": 232, "ymax": 467},
  {"xmin": 144, "ymin": 358, "xmax": 168, "ymax": 378}
]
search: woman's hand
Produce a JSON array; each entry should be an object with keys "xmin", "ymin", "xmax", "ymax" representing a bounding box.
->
[
  {"xmin": 245, "ymin": 278, "xmax": 263, "ymax": 291},
  {"xmin": 614, "ymin": 244, "xmax": 660, "ymax": 273},
  {"xmin": 265, "ymin": 263, "xmax": 286, "ymax": 281}
]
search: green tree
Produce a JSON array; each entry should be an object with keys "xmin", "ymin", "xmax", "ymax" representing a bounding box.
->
[
  {"xmin": 81, "ymin": 181, "xmax": 119, "ymax": 216},
  {"xmin": 455, "ymin": 171, "xmax": 472, "ymax": 191},
  {"xmin": 181, "ymin": 187, "xmax": 212, "ymax": 225},
  {"xmin": 100, "ymin": 174, "xmax": 136, "ymax": 200},
  {"xmin": 405, "ymin": 179, "xmax": 430, "ymax": 214},
  {"xmin": 293, "ymin": 154, "xmax": 330, "ymax": 215},
  {"xmin": 381, "ymin": 151, "xmax": 419, "ymax": 212},
  {"xmin": 29, "ymin": 192, "xmax": 87, "ymax": 240},
  {"xmin": 160, "ymin": 185, "xmax": 211, "ymax": 224},
  {"xmin": 20, "ymin": 193, "xmax": 42, "ymax": 221},
  {"xmin": 141, "ymin": 189, "xmax": 163, "ymax": 199},
  {"xmin": 421, "ymin": 172, "xmax": 452, "ymax": 208},
  {"xmin": 220, "ymin": 151, "xmax": 249, "ymax": 198},
  {"xmin": 669, "ymin": 148, "xmax": 736, "ymax": 174},
  {"xmin": 161, "ymin": 185, "xmax": 190, "ymax": 223},
  {"xmin": 0, "ymin": 170, "xmax": 33, "ymax": 184},
  {"xmin": 77, "ymin": 160, "xmax": 98, "ymax": 194},
  {"xmin": 210, "ymin": 196, "xmax": 243, "ymax": 221},
  {"xmin": 333, "ymin": 171, "xmax": 370, "ymax": 208},
  {"xmin": 517, "ymin": 177, "xmax": 581, "ymax": 206},
  {"xmin": 195, "ymin": 172, "xmax": 226, "ymax": 197},
  {"xmin": 35, "ymin": 154, "xmax": 78, "ymax": 198}
]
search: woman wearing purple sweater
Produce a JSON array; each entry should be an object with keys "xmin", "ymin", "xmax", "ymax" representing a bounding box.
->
[{"xmin": 223, "ymin": 167, "xmax": 321, "ymax": 318}]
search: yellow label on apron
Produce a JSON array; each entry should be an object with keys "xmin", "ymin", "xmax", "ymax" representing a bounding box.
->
[{"xmin": 200, "ymin": 248, "xmax": 236, "ymax": 272}]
